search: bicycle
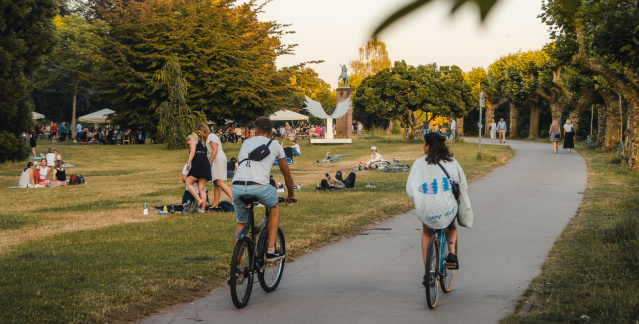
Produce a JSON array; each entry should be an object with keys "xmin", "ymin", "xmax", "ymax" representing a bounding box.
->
[
  {"xmin": 229, "ymin": 196, "xmax": 292, "ymax": 308},
  {"xmin": 317, "ymin": 152, "xmax": 350, "ymax": 164},
  {"xmin": 424, "ymin": 228, "xmax": 458, "ymax": 309},
  {"xmin": 384, "ymin": 159, "xmax": 410, "ymax": 173}
]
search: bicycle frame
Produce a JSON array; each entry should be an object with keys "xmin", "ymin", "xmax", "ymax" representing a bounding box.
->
[
  {"xmin": 435, "ymin": 229, "xmax": 447, "ymax": 276},
  {"xmin": 234, "ymin": 202, "xmax": 271, "ymax": 274}
]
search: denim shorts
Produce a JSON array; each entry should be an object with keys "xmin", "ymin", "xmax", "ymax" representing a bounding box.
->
[{"xmin": 232, "ymin": 184, "xmax": 278, "ymax": 223}]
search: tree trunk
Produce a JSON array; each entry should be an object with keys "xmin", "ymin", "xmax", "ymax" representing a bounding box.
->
[
  {"xmin": 601, "ymin": 93, "xmax": 621, "ymax": 150},
  {"xmin": 456, "ymin": 117, "xmax": 463, "ymax": 136},
  {"xmin": 370, "ymin": 120, "xmax": 375, "ymax": 137},
  {"xmin": 386, "ymin": 120, "xmax": 392, "ymax": 135},
  {"xmin": 568, "ymin": 93, "xmax": 591, "ymax": 134},
  {"xmin": 596, "ymin": 101, "xmax": 607, "ymax": 146},
  {"xmin": 509, "ymin": 102, "xmax": 518, "ymax": 138},
  {"xmin": 572, "ymin": 50, "xmax": 639, "ymax": 171},
  {"xmin": 529, "ymin": 103, "xmax": 541, "ymax": 139},
  {"xmin": 71, "ymin": 77, "xmax": 78, "ymax": 139}
]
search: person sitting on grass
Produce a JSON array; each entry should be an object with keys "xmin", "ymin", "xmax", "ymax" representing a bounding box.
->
[
  {"xmin": 18, "ymin": 162, "xmax": 36, "ymax": 188},
  {"xmin": 358, "ymin": 146, "xmax": 383, "ymax": 170},
  {"xmin": 51, "ymin": 160, "xmax": 68, "ymax": 187},
  {"xmin": 232, "ymin": 117, "xmax": 296, "ymax": 261},
  {"xmin": 291, "ymin": 140, "xmax": 301, "ymax": 156}
]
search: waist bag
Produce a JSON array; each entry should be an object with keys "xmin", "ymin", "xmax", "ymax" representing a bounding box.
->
[{"xmin": 239, "ymin": 140, "xmax": 273, "ymax": 166}]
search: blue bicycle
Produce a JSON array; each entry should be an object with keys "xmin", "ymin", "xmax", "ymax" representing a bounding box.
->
[{"xmin": 424, "ymin": 229, "xmax": 458, "ymax": 309}]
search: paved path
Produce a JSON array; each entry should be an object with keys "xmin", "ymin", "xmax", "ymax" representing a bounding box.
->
[{"xmin": 143, "ymin": 140, "xmax": 587, "ymax": 324}]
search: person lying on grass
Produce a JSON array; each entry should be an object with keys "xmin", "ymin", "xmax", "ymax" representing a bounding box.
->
[{"xmin": 232, "ymin": 117, "xmax": 296, "ymax": 261}]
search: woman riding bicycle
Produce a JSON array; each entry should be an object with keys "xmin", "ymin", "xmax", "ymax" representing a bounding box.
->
[{"xmin": 406, "ymin": 132, "xmax": 472, "ymax": 278}]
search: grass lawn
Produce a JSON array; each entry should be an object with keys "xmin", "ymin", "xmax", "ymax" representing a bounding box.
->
[
  {"xmin": 502, "ymin": 143, "xmax": 639, "ymax": 323},
  {"xmin": 0, "ymin": 135, "xmax": 513, "ymax": 323}
]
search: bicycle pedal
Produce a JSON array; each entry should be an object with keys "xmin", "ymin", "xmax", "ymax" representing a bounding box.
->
[{"xmin": 446, "ymin": 262, "xmax": 459, "ymax": 270}]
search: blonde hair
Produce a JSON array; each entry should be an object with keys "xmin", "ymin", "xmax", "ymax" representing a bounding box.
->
[
  {"xmin": 186, "ymin": 133, "xmax": 198, "ymax": 142},
  {"xmin": 566, "ymin": 119, "xmax": 572, "ymax": 125},
  {"xmin": 551, "ymin": 120, "xmax": 559, "ymax": 127},
  {"xmin": 197, "ymin": 123, "xmax": 210, "ymax": 139}
]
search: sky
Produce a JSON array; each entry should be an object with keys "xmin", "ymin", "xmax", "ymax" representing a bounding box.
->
[{"xmin": 257, "ymin": 0, "xmax": 552, "ymax": 89}]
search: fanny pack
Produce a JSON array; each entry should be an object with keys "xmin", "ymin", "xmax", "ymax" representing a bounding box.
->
[
  {"xmin": 437, "ymin": 162, "xmax": 460, "ymax": 200},
  {"xmin": 239, "ymin": 140, "xmax": 273, "ymax": 166}
]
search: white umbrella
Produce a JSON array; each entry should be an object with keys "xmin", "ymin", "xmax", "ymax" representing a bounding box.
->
[
  {"xmin": 269, "ymin": 110, "xmax": 309, "ymax": 121},
  {"xmin": 78, "ymin": 108, "xmax": 115, "ymax": 124},
  {"xmin": 32, "ymin": 112, "xmax": 45, "ymax": 120}
]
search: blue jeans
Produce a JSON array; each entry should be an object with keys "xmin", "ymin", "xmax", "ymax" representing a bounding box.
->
[{"xmin": 232, "ymin": 184, "xmax": 278, "ymax": 223}]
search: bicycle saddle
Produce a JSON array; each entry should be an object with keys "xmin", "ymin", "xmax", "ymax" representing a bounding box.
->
[{"xmin": 240, "ymin": 195, "xmax": 259, "ymax": 204}]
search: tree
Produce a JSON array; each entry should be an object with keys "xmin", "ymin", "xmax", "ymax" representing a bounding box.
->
[
  {"xmin": 35, "ymin": 14, "xmax": 102, "ymax": 137},
  {"xmin": 0, "ymin": 0, "xmax": 57, "ymax": 162},
  {"xmin": 154, "ymin": 54, "xmax": 205, "ymax": 149},
  {"xmin": 97, "ymin": 0, "xmax": 292, "ymax": 134},
  {"xmin": 542, "ymin": 0, "xmax": 639, "ymax": 170},
  {"xmin": 353, "ymin": 61, "xmax": 473, "ymax": 142},
  {"xmin": 349, "ymin": 37, "xmax": 392, "ymax": 80}
]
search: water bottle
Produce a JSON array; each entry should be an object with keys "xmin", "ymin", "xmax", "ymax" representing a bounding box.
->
[{"xmin": 143, "ymin": 203, "xmax": 149, "ymax": 216}]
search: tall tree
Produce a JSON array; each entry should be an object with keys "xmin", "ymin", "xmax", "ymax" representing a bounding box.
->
[
  {"xmin": 154, "ymin": 54, "xmax": 205, "ymax": 149},
  {"xmin": 97, "ymin": 0, "xmax": 292, "ymax": 135},
  {"xmin": 0, "ymin": 0, "xmax": 57, "ymax": 162},
  {"xmin": 354, "ymin": 61, "xmax": 473, "ymax": 142},
  {"xmin": 542, "ymin": 0, "xmax": 639, "ymax": 170},
  {"xmin": 349, "ymin": 36, "xmax": 392, "ymax": 80},
  {"xmin": 35, "ymin": 14, "xmax": 102, "ymax": 137}
]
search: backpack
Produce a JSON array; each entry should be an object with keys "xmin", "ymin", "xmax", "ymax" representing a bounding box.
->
[
  {"xmin": 69, "ymin": 174, "xmax": 85, "ymax": 185},
  {"xmin": 218, "ymin": 201, "xmax": 234, "ymax": 212}
]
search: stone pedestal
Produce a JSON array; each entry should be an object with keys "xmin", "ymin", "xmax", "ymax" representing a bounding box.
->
[{"xmin": 335, "ymin": 87, "xmax": 353, "ymax": 139}]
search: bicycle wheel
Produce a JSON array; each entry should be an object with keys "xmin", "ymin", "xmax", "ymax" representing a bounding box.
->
[
  {"xmin": 370, "ymin": 160, "xmax": 391, "ymax": 170},
  {"xmin": 425, "ymin": 236, "xmax": 440, "ymax": 309},
  {"xmin": 384, "ymin": 165, "xmax": 409, "ymax": 173},
  {"xmin": 259, "ymin": 228, "xmax": 286, "ymax": 292},
  {"xmin": 230, "ymin": 238, "xmax": 253, "ymax": 308},
  {"xmin": 440, "ymin": 238, "xmax": 458, "ymax": 293}
]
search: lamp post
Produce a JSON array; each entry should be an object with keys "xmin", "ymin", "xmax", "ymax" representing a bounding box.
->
[{"xmin": 478, "ymin": 91, "xmax": 485, "ymax": 152}]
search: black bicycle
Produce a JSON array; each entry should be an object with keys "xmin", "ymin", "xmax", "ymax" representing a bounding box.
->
[{"xmin": 229, "ymin": 196, "xmax": 291, "ymax": 308}]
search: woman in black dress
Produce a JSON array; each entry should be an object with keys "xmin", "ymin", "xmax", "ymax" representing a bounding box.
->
[
  {"xmin": 185, "ymin": 133, "xmax": 212, "ymax": 211},
  {"xmin": 563, "ymin": 119, "xmax": 575, "ymax": 154}
]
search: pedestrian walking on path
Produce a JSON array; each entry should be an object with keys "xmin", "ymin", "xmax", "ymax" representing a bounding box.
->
[
  {"xmin": 497, "ymin": 118, "xmax": 507, "ymax": 143},
  {"xmin": 550, "ymin": 120, "xmax": 562, "ymax": 154},
  {"xmin": 490, "ymin": 118, "xmax": 497, "ymax": 143},
  {"xmin": 563, "ymin": 119, "xmax": 575, "ymax": 154}
]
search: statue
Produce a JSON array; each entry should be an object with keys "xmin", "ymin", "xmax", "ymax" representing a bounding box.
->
[{"xmin": 339, "ymin": 64, "xmax": 349, "ymax": 87}]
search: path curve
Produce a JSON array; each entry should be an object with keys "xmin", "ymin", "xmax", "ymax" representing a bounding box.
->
[{"xmin": 143, "ymin": 140, "xmax": 587, "ymax": 324}]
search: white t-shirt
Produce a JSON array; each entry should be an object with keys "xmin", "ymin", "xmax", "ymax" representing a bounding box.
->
[
  {"xmin": 564, "ymin": 124, "xmax": 574, "ymax": 132},
  {"xmin": 182, "ymin": 164, "xmax": 200, "ymax": 193},
  {"xmin": 233, "ymin": 136, "xmax": 286, "ymax": 185},
  {"xmin": 45, "ymin": 153, "xmax": 56, "ymax": 167},
  {"xmin": 291, "ymin": 143, "xmax": 301, "ymax": 155},
  {"xmin": 450, "ymin": 120, "xmax": 456, "ymax": 129},
  {"xmin": 206, "ymin": 134, "xmax": 224, "ymax": 160},
  {"xmin": 368, "ymin": 152, "xmax": 383, "ymax": 165}
]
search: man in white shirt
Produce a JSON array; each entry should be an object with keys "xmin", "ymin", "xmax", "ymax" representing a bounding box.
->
[
  {"xmin": 291, "ymin": 140, "xmax": 301, "ymax": 156},
  {"xmin": 232, "ymin": 117, "xmax": 296, "ymax": 261},
  {"xmin": 234, "ymin": 127, "xmax": 243, "ymax": 143},
  {"xmin": 449, "ymin": 118, "xmax": 457, "ymax": 140}
]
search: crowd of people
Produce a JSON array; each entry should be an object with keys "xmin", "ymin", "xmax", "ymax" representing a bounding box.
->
[{"xmin": 18, "ymin": 147, "xmax": 68, "ymax": 188}]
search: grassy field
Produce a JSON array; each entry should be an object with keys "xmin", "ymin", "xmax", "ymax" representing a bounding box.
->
[
  {"xmin": 0, "ymin": 136, "xmax": 513, "ymax": 323},
  {"xmin": 502, "ymin": 144, "xmax": 639, "ymax": 323}
]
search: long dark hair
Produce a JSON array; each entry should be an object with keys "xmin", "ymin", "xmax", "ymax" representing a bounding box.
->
[
  {"xmin": 424, "ymin": 132, "xmax": 453, "ymax": 164},
  {"xmin": 24, "ymin": 161, "xmax": 34, "ymax": 172}
]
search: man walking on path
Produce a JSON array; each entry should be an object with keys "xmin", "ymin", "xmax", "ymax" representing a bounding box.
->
[
  {"xmin": 450, "ymin": 118, "xmax": 457, "ymax": 140},
  {"xmin": 497, "ymin": 118, "xmax": 507, "ymax": 143}
]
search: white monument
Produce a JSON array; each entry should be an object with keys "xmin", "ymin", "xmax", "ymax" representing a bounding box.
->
[{"xmin": 304, "ymin": 96, "xmax": 353, "ymax": 144}]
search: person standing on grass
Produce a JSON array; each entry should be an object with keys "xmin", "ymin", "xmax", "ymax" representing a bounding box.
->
[
  {"xmin": 406, "ymin": 132, "xmax": 472, "ymax": 285},
  {"xmin": 449, "ymin": 118, "xmax": 456, "ymax": 140},
  {"xmin": 29, "ymin": 132, "xmax": 37, "ymax": 158},
  {"xmin": 489, "ymin": 118, "xmax": 497, "ymax": 144},
  {"xmin": 59, "ymin": 122, "xmax": 66, "ymax": 142},
  {"xmin": 232, "ymin": 117, "xmax": 296, "ymax": 261},
  {"xmin": 185, "ymin": 133, "xmax": 212, "ymax": 212},
  {"xmin": 198, "ymin": 124, "xmax": 233, "ymax": 208},
  {"xmin": 497, "ymin": 118, "xmax": 507, "ymax": 143},
  {"xmin": 50, "ymin": 122, "xmax": 58, "ymax": 142},
  {"xmin": 563, "ymin": 119, "xmax": 575, "ymax": 154},
  {"xmin": 550, "ymin": 120, "xmax": 562, "ymax": 154}
]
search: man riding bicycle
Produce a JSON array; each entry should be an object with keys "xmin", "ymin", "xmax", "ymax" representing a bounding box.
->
[{"xmin": 232, "ymin": 117, "xmax": 296, "ymax": 261}]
